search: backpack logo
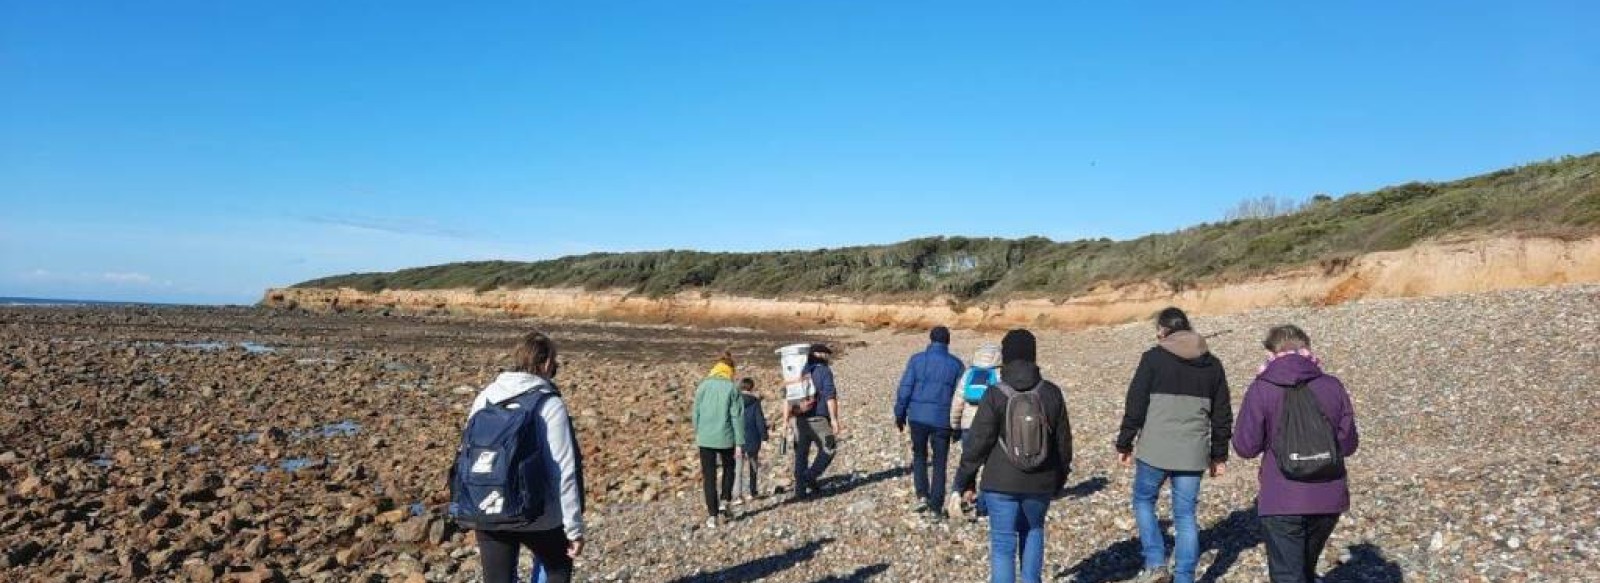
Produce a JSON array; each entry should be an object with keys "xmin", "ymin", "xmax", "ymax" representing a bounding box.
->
[
  {"xmin": 470, "ymin": 451, "xmax": 497, "ymax": 474},
  {"xmin": 1273, "ymin": 382, "xmax": 1347, "ymax": 482},
  {"xmin": 478, "ymin": 491, "xmax": 505, "ymax": 515}
]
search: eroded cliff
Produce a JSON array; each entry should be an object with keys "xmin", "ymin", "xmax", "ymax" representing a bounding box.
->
[{"xmin": 264, "ymin": 236, "xmax": 1600, "ymax": 330}]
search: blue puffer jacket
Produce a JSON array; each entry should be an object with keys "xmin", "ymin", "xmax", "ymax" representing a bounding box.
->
[{"xmin": 894, "ymin": 343, "xmax": 966, "ymax": 429}]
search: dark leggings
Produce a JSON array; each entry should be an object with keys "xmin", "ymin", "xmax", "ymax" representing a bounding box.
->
[
  {"xmin": 475, "ymin": 528, "xmax": 573, "ymax": 583},
  {"xmin": 699, "ymin": 446, "xmax": 736, "ymax": 516}
]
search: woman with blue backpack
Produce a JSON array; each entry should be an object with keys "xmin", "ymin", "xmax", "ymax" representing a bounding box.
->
[
  {"xmin": 948, "ymin": 342, "xmax": 1001, "ymax": 517},
  {"xmin": 451, "ymin": 331, "xmax": 586, "ymax": 583}
]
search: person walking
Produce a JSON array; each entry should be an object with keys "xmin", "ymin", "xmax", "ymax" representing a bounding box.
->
[
  {"xmin": 791, "ymin": 344, "xmax": 841, "ymax": 499},
  {"xmin": 732, "ymin": 377, "xmax": 769, "ymax": 504},
  {"xmin": 949, "ymin": 342, "xmax": 1002, "ymax": 517},
  {"xmin": 693, "ymin": 352, "xmax": 746, "ymax": 528},
  {"xmin": 455, "ymin": 331, "xmax": 585, "ymax": 583},
  {"xmin": 1233, "ymin": 325, "xmax": 1359, "ymax": 583},
  {"xmin": 1116, "ymin": 307, "xmax": 1233, "ymax": 583},
  {"xmin": 894, "ymin": 326, "xmax": 966, "ymax": 519},
  {"xmin": 954, "ymin": 329, "xmax": 1073, "ymax": 583}
]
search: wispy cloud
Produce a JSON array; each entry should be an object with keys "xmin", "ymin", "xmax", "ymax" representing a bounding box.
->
[
  {"xmin": 17, "ymin": 269, "xmax": 171, "ymax": 287},
  {"xmin": 293, "ymin": 213, "xmax": 474, "ymax": 240},
  {"xmin": 101, "ymin": 271, "xmax": 153, "ymax": 284}
]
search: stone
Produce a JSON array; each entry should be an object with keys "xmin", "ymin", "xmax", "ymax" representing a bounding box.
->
[
  {"xmin": 181, "ymin": 557, "xmax": 218, "ymax": 582},
  {"xmin": 392, "ymin": 517, "xmax": 430, "ymax": 544},
  {"xmin": 296, "ymin": 555, "xmax": 336, "ymax": 578},
  {"xmin": 375, "ymin": 508, "xmax": 408, "ymax": 525}
]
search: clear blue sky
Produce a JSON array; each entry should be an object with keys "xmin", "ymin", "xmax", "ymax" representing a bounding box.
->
[{"xmin": 3, "ymin": 1, "xmax": 1596, "ymax": 304}]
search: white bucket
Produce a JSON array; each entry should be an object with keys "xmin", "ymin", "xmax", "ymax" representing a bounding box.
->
[{"xmin": 775, "ymin": 343, "xmax": 815, "ymax": 402}]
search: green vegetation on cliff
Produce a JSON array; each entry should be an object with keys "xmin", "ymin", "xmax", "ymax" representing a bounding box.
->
[{"xmin": 296, "ymin": 154, "xmax": 1600, "ymax": 300}]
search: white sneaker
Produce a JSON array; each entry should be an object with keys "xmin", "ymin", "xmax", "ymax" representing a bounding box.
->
[
  {"xmin": 704, "ymin": 516, "xmax": 718, "ymax": 529},
  {"xmin": 731, "ymin": 498, "xmax": 744, "ymax": 507}
]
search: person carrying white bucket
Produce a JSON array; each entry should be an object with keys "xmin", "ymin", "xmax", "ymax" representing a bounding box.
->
[{"xmin": 775, "ymin": 343, "xmax": 841, "ymax": 499}]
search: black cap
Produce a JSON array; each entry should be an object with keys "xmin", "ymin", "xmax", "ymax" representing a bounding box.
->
[
  {"xmin": 811, "ymin": 343, "xmax": 833, "ymax": 355},
  {"xmin": 1001, "ymin": 329, "xmax": 1037, "ymax": 363},
  {"xmin": 930, "ymin": 326, "xmax": 951, "ymax": 344}
]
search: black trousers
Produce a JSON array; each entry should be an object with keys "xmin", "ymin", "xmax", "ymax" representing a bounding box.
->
[
  {"xmin": 1259, "ymin": 514, "xmax": 1340, "ymax": 583},
  {"xmin": 475, "ymin": 528, "xmax": 573, "ymax": 583},
  {"xmin": 699, "ymin": 446, "xmax": 736, "ymax": 516}
]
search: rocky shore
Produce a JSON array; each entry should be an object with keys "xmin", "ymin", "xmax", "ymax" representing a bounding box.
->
[{"xmin": 3, "ymin": 285, "xmax": 1597, "ymax": 581}]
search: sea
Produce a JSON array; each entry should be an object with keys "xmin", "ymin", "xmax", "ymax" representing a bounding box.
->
[{"xmin": 0, "ymin": 297, "xmax": 165, "ymax": 307}]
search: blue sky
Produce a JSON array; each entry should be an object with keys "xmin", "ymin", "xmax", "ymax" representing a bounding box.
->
[{"xmin": 2, "ymin": 1, "xmax": 1596, "ymax": 304}]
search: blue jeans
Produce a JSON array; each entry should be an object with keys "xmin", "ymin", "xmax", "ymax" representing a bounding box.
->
[
  {"xmin": 909, "ymin": 422, "xmax": 951, "ymax": 508},
  {"xmin": 793, "ymin": 417, "xmax": 835, "ymax": 494},
  {"xmin": 1132, "ymin": 460, "xmax": 1203, "ymax": 583},
  {"xmin": 983, "ymin": 491, "xmax": 1050, "ymax": 583}
]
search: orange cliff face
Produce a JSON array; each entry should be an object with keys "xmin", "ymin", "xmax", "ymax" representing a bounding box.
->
[{"xmin": 263, "ymin": 236, "xmax": 1600, "ymax": 330}]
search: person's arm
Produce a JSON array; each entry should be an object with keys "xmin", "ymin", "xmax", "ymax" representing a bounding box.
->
[
  {"xmin": 894, "ymin": 356, "xmax": 917, "ymax": 429},
  {"xmin": 757, "ymin": 407, "xmax": 769, "ymax": 443},
  {"xmin": 827, "ymin": 398, "xmax": 841, "ymax": 433},
  {"xmin": 949, "ymin": 370, "xmax": 970, "ymax": 430},
  {"xmin": 540, "ymin": 396, "xmax": 585, "ymax": 541},
  {"xmin": 1334, "ymin": 379, "xmax": 1360, "ymax": 457},
  {"xmin": 1115, "ymin": 353, "xmax": 1154, "ymax": 456},
  {"xmin": 1208, "ymin": 366, "xmax": 1234, "ymax": 463},
  {"xmin": 953, "ymin": 390, "xmax": 1001, "ymax": 493},
  {"xmin": 1055, "ymin": 388, "xmax": 1073, "ymax": 488},
  {"xmin": 815, "ymin": 366, "xmax": 842, "ymax": 432},
  {"xmin": 729, "ymin": 387, "xmax": 745, "ymax": 450},
  {"xmin": 691, "ymin": 383, "xmax": 703, "ymax": 431},
  {"xmin": 1231, "ymin": 383, "xmax": 1266, "ymax": 459}
]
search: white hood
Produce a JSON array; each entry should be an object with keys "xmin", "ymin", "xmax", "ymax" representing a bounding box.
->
[{"xmin": 469, "ymin": 372, "xmax": 553, "ymax": 417}]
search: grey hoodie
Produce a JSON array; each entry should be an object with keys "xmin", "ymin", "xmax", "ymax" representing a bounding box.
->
[{"xmin": 468, "ymin": 372, "xmax": 585, "ymax": 540}]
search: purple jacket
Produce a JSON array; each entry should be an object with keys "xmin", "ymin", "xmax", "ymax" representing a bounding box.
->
[{"xmin": 1232, "ymin": 354, "xmax": 1359, "ymax": 516}]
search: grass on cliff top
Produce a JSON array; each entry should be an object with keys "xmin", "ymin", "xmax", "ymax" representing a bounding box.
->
[{"xmin": 295, "ymin": 153, "xmax": 1600, "ymax": 301}]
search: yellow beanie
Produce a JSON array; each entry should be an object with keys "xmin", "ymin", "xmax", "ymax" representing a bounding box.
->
[{"xmin": 709, "ymin": 362, "xmax": 735, "ymax": 379}]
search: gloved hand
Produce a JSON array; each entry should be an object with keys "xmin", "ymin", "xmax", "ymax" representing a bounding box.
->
[
  {"xmin": 895, "ymin": 418, "xmax": 906, "ymax": 433},
  {"xmin": 950, "ymin": 429, "xmax": 963, "ymax": 444}
]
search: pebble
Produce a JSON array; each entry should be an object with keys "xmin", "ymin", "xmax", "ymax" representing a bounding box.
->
[{"xmin": 2, "ymin": 286, "xmax": 1597, "ymax": 581}]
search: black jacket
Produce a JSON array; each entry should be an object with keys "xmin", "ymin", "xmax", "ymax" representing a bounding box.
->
[
  {"xmin": 1114, "ymin": 331, "xmax": 1232, "ymax": 472},
  {"xmin": 953, "ymin": 362, "xmax": 1073, "ymax": 496}
]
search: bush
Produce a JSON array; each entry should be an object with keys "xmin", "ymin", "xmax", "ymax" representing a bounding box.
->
[{"xmin": 295, "ymin": 153, "xmax": 1600, "ymax": 300}]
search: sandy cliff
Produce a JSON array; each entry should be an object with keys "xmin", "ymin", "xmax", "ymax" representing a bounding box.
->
[{"xmin": 264, "ymin": 236, "xmax": 1600, "ymax": 329}]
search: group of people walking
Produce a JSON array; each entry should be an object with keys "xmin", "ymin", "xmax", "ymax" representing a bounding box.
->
[
  {"xmin": 445, "ymin": 306, "xmax": 1359, "ymax": 583},
  {"xmin": 690, "ymin": 345, "xmax": 843, "ymax": 528},
  {"xmin": 893, "ymin": 308, "xmax": 1359, "ymax": 583}
]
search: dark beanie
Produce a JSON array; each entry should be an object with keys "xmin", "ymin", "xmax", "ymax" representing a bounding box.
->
[
  {"xmin": 1001, "ymin": 329, "xmax": 1037, "ymax": 363},
  {"xmin": 929, "ymin": 326, "xmax": 951, "ymax": 345}
]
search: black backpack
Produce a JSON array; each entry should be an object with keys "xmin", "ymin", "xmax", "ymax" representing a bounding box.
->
[
  {"xmin": 996, "ymin": 384, "xmax": 1051, "ymax": 471},
  {"xmin": 1272, "ymin": 383, "xmax": 1346, "ymax": 482}
]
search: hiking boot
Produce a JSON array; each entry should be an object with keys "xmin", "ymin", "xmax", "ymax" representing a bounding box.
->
[
  {"xmin": 730, "ymin": 497, "xmax": 745, "ymax": 507},
  {"xmin": 926, "ymin": 509, "xmax": 949, "ymax": 522},
  {"xmin": 910, "ymin": 501, "xmax": 930, "ymax": 515}
]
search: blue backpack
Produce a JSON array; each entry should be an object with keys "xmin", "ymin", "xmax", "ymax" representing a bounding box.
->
[
  {"xmin": 963, "ymin": 367, "xmax": 997, "ymax": 404},
  {"xmin": 449, "ymin": 390, "xmax": 550, "ymax": 531}
]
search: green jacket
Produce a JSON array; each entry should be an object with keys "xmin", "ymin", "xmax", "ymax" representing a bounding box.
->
[{"xmin": 693, "ymin": 376, "xmax": 745, "ymax": 449}]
